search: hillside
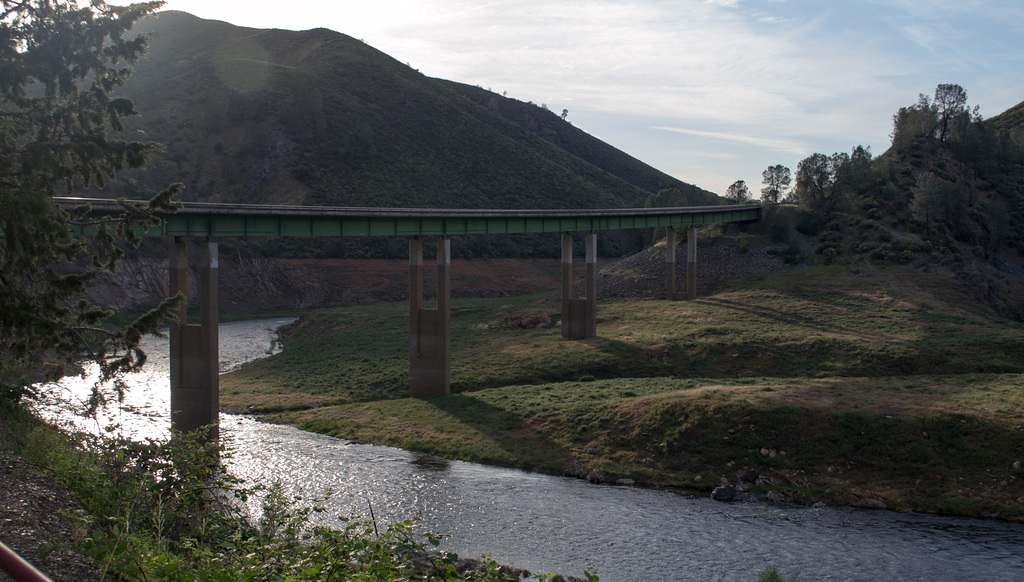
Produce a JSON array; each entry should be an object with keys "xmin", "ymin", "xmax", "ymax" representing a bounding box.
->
[
  {"xmin": 770, "ymin": 89, "xmax": 1024, "ymax": 321},
  {"xmin": 990, "ymin": 99, "xmax": 1024, "ymax": 131},
  {"xmin": 107, "ymin": 11, "xmax": 711, "ymax": 212}
]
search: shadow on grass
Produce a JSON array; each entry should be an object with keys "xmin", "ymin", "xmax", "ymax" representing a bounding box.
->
[{"xmin": 420, "ymin": 393, "xmax": 572, "ymax": 470}]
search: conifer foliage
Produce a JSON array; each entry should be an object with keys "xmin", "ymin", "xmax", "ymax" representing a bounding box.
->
[{"xmin": 0, "ymin": 1, "xmax": 181, "ymax": 403}]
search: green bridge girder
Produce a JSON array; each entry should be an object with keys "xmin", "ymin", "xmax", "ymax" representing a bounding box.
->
[{"xmin": 56, "ymin": 198, "xmax": 762, "ymax": 238}]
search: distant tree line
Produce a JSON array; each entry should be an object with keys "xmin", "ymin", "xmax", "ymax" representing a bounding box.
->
[{"xmin": 746, "ymin": 83, "xmax": 1024, "ymax": 272}]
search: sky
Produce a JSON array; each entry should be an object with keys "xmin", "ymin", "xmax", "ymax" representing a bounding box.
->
[{"xmin": 124, "ymin": 0, "xmax": 1024, "ymax": 196}]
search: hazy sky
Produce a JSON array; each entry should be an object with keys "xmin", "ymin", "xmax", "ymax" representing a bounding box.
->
[{"xmin": 128, "ymin": 0, "xmax": 1024, "ymax": 197}]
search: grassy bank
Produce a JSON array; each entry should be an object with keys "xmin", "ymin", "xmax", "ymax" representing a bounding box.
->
[
  {"xmin": 0, "ymin": 404, "xmax": 560, "ymax": 581},
  {"xmin": 222, "ymin": 264, "xmax": 1024, "ymax": 520}
]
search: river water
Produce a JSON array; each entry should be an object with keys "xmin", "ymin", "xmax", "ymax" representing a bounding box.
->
[{"xmin": 35, "ymin": 319, "xmax": 1024, "ymax": 581}]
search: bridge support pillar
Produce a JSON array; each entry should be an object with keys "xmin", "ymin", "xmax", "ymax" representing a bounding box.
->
[
  {"xmin": 561, "ymin": 233, "xmax": 597, "ymax": 339},
  {"xmin": 409, "ymin": 239, "xmax": 451, "ymax": 398},
  {"xmin": 687, "ymin": 226, "xmax": 697, "ymax": 300},
  {"xmin": 666, "ymin": 228, "xmax": 677, "ymax": 301},
  {"xmin": 169, "ymin": 239, "xmax": 219, "ymax": 441}
]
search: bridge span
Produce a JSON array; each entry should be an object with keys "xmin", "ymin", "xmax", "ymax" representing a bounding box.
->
[{"xmin": 59, "ymin": 198, "xmax": 760, "ymax": 437}]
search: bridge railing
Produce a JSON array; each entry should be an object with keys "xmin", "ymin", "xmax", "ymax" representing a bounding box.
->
[{"xmin": 53, "ymin": 197, "xmax": 761, "ymax": 238}]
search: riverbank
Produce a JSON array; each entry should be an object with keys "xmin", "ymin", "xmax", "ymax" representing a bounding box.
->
[{"xmin": 220, "ymin": 263, "xmax": 1024, "ymax": 521}]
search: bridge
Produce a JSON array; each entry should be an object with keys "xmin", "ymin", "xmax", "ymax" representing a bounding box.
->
[{"xmin": 59, "ymin": 198, "xmax": 761, "ymax": 438}]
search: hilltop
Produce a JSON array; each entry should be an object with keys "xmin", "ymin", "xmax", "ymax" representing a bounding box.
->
[{"xmin": 110, "ymin": 11, "xmax": 715, "ymax": 212}]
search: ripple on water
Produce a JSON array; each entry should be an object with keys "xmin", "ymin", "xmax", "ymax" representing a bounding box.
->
[{"xmin": 34, "ymin": 319, "xmax": 1024, "ymax": 582}]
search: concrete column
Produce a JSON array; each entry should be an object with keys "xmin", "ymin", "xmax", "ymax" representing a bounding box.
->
[
  {"xmin": 687, "ymin": 226, "xmax": 697, "ymax": 300},
  {"xmin": 409, "ymin": 239, "xmax": 451, "ymax": 398},
  {"xmin": 561, "ymin": 233, "xmax": 597, "ymax": 339},
  {"xmin": 585, "ymin": 233, "xmax": 597, "ymax": 338},
  {"xmin": 168, "ymin": 239, "xmax": 187, "ymax": 418},
  {"xmin": 666, "ymin": 228, "xmax": 677, "ymax": 301},
  {"xmin": 169, "ymin": 240, "xmax": 219, "ymax": 442},
  {"xmin": 560, "ymin": 233, "xmax": 573, "ymax": 338},
  {"xmin": 200, "ymin": 242, "xmax": 219, "ymax": 442}
]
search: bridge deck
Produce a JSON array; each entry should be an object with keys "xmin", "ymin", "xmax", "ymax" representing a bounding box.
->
[{"xmin": 57, "ymin": 198, "xmax": 761, "ymax": 237}]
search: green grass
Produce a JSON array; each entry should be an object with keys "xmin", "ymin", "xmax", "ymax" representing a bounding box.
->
[
  {"xmin": 223, "ymin": 265, "xmax": 1024, "ymax": 410},
  {"xmin": 226, "ymin": 264, "xmax": 1024, "ymax": 520}
]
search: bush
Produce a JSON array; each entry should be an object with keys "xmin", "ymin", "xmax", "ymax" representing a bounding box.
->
[
  {"xmin": 17, "ymin": 417, "xmax": 520, "ymax": 581},
  {"xmin": 795, "ymin": 210, "xmax": 824, "ymax": 236},
  {"xmin": 759, "ymin": 565, "xmax": 800, "ymax": 582}
]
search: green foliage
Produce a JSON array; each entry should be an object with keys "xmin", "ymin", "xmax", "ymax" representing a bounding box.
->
[
  {"xmin": 795, "ymin": 147, "xmax": 872, "ymax": 221},
  {"xmin": 758, "ymin": 565, "xmax": 800, "ymax": 582},
  {"xmin": 814, "ymin": 226, "xmax": 844, "ymax": 264},
  {"xmin": 8, "ymin": 407, "xmax": 522, "ymax": 581},
  {"xmin": 760, "ymin": 165, "xmax": 791, "ymax": 205},
  {"xmin": 726, "ymin": 180, "xmax": 752, "ymax": 203},
  {"xmin": 762, "ymin": 206, "xmax": 791, "ymax": 243},
  {"xmin": 736, "ymin": 232, "xmax": 749, "ymax": 253},
  {"xmin": 0, "ymin": 0, "xmax": 182, "ymax": 403}
]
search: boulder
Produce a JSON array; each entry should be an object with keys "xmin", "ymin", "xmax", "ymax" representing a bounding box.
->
[{"xmin": 711, "ymin": 483, "xmax": 737, "ymax": 502}]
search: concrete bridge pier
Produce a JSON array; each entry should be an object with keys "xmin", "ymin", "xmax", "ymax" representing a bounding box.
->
[
  {"xmin": 666, "ymin": 228, "xmax": 677, "ymax": 301},
  {"xmin": 561, "ymin": 233, "xmax": 597, "ymax": 339},
  {"xmin": 687, "ymin": 226, "xmax": 697, "ymax": 300},
  {"xmin": 409, "ymin": 238, "xmax": 451, "ymax": 398},
  {"xmin": 168, "ymin": 239, "xmax": 219, "ymax": 441}
]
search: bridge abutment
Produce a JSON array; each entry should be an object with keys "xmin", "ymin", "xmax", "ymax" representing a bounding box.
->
[
  {"xmin": 168, "ymin": 239, "xmax": 220, "ymax": 441},
  {"xmin": 562, "ymin": 233, "xmax": 597, "ymax": 339},
  {"xmin": 409, "ymin": 238, "xmax": 451, "ymax": 397}
]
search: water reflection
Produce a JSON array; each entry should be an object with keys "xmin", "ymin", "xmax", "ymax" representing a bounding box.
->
[{"xmin": 34, "ymin": 319, "xmax": 1024, "ymax": 582}]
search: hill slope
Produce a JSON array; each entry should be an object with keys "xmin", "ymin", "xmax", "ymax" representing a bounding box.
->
[{"xmin": 109, "ymin": 11, "xmax": 710, "ymax": 211}]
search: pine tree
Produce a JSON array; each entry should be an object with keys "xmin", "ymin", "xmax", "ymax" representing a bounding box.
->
[{"xmin": 1, "ymin": 1, "xmax": 181, "ymax": 403}]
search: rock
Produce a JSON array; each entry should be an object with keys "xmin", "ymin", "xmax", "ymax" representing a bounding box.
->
[
  {"xmin": 665, "ymin": 440, "xmax": 681, "ymax": 453},
  {"xmin": 1014, "ymin": 460, "xmax": 1021, "ymax": 470},
  {"xmin": 694, "ymin": 475, "xmax": 703, "ymax": 483},
  {"xmin": 564, "ymin": 458, "xmax": 586, "ymax": 479},
  {"xmin": 760, "ymin": 447, "xmax": 770, "ymax": 457},
  {"xmin": 711, "ymin": 483, "xmax": 737, "ymax": 502},
  {"xmin": 586, "ymin": 447, "xmax": 599, "ymax": 455},
  {"xmin": 739, "ymin": 469, "xmax": 759, "ymax": 483},
  {"xmin": 765, "ymin": 490, "xmax": 809, "ymax": 505},
  {"xmin": 304, "ymin": 401, "xmax": 322, "ymax": 409},
  {"xmin": 813, "ymin": 502, "xmax": 827, "ymax": 508},
  {"xmin": 585, "ymin": 469, "xmax": 604, "ymax": 484},
  {"xmin": 615, "ymin": 478, "xmax": 636, "ymax": 486}
]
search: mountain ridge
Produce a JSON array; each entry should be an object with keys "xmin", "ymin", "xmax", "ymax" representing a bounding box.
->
[{"xmin": 107, "ymin": 11, "xmax": 715, "ymax": 212}]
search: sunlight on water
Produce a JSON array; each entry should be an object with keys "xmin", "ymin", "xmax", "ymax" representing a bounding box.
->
[
  {"xmin": 32, "ymin": 318, "xmax": 295, "ymax": 441},
  {"xmin": 31, "ymin": 318, "xmax": 1024, "ymax": 581}
]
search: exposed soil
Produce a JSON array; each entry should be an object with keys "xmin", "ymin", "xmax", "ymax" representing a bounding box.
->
[
  {"xmin": 551, "ymin": 235, "xmax": 789, "ymax": 303},
  {"xmin": 0, "ymin": 415, "xmax": 100, "ymax": 582}
]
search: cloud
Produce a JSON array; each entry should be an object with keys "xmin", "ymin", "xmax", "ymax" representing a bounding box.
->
[{"xmin": 654, "ymin": 126, "xmax": 809, "ymax": 156}]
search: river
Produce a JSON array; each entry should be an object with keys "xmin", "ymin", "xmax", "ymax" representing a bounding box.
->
[{"xmin": 35, "ymin": 319, "xmax": 1024, "ymax": 582}]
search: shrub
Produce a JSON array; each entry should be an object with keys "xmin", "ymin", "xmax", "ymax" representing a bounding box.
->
[{"xmin": 759, "ymin": 565, "xmax": 800, "ymax": 582}]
